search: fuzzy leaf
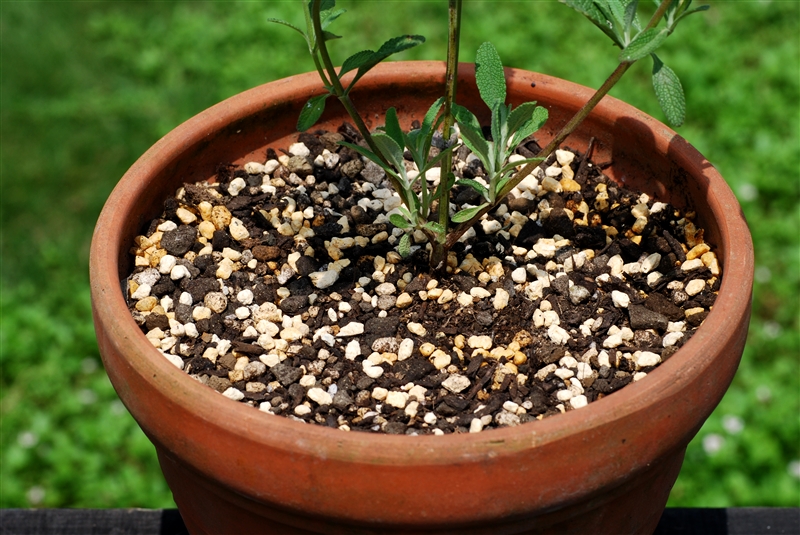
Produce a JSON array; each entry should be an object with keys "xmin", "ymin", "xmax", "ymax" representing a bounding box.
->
[
  {"xmin": 604, "ymin": 0, "xmax": 627, "ymax": 26},
  {"xmin": 652, "ymin": 55, "xmax": 686, "ymax": 127},
  {"xmin": 452, "ymin": 203, "xmax": 489, "ymax": 223},
  {"xmin": 321, "ymin": 8, "xmax": 345, "ymax": 29},
  {"xmin": 452, "ymin": 103, "xmax": 481, "ymax": 132},
  {"xmin": 371, "ymin": 133, "xmax": 405, "ymax": 173},
  {"xmin": 453, "ymin": 105, "xmax": 491, "ymax": 166},
  {"xmin": 475, "ymin": 42, "xmax": 506, "ymax": 109},
  {"xmin": 383, "ymin": 108, "xmax": 405, "ymax": 151},
  {"xmin": 308, "ymin": 0, "xmax": 335, "ymax": 13},
  {"xmin": 456, "ymin": 123, "xmax": 491, "ymax": 171},
  {"xmin": 423, "ymin": 221, "xmax": 446, "ymax": 236},
  {"xmin": 267, "ymin": 18, "xmax": 307, "ymax": 39},
  {"xmin": 297, "ymin": 94, "xmax": 329, "ymax": 131},
  {"xmin": 561, "ymin": 0, "xmax": 621, "ymax": 45},
  {"xmin": 456, "ymin": 179, "xmax": 489, "ymax": 199},
  {"xmin": 510, "ymin": 106, "xmax": 549, "ymax": 148},
  {"xmin": 619, "ymin": 28, "xmax": 667, "ymax": 62},
  {"xmin": 398, "ymin": 232, "xmax": 412, "ymax": 258},
  {"xmin": 348, "ymin": 35, "xmax": 425, "ymax": 86},
  {"xmin": 490, "ymin": 102, "xmax": 509, "ymax": 163},
  {"xmin": 498, "ymin": 157, "xmax": 543, "ymax": 178},
  {"xmin": 506, "ymin": 101, "xmax": 539, "ymax": 137},
  {"xmin": 340, "ymin": 50, "xmax": 375, "ymax": 77},
  {"xmin": 623, "ymin": 0, "xmax": 640, "ymax": 31},
  {"xmin": 421, "ymin": 97, "xmax": 445, "ymax": 135},
  {"xmin": 389, "ymin": 213, "xmax": 412, "ymax": 229},
  {"xmin": 338, "ymin": 141, "xmax": 393, "ymax": 174}
]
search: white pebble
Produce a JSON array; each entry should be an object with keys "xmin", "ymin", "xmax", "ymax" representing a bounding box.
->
[
  {"xmin": 569, "ymin": 395, "xmax": 588, "ymax": 409},
  {"xmin": 338, "ymin": 322, "xmax": 364, "ymax": 337},
  {"xmin": 493, "ymin": 288, "xmax": 510, "ymax": 310},
  {"xmin": 511, "ymin": 267, "xmax": 527, "ymax": 283},
  {"xmin": 294, "ymin": 405, "xmax": 312, "ymax": 416},
  {"xmin": 469, "ymin": 419, "xmax": 484, "ymax": 433},
  {"xmin": 345, "ymin": 339, "xmax": 361, "ymax": 360},
  {"xmin": 309, "ymin": 270, "xmax": 339, "ymax": 289},
  {"xmin": 636, "ymin": 351, "xmax": 661, "ymax": 367},
  {"xmin": 235, "ymin": 307, "xmax": 250, "ymax": 320},
  {"xmin": 663, "ymin": 331, "xmax": 684, "ymax": 347},
  {"xmin": 441, "ymin": 374, "xmax": 471, "ymax": 394},
  {"xmin": 685, "ymin": 279, "xmax": 706, "ymax": 296},
  {"xmin": 228, "ymin": 177, "xmax": 247, "ymax": 196},
  {"xmin": 407, "ymin": 322, "xmax": 427, "ymax": 337},
  {"xmin": 611, "ymin": 290, "xmax": 630, "ymax": 308},
  {"xmin": 397, "ymin": 338, "xmax": 414, "ymax": 361},
  {"xmin": 222, "ymin": 387, "xmax": 245, "ymax": 401},
  {"xmin": 158, "ymin": 255, "xmax": 177, "ymax": 274},
  {"xmin": 385, "ymin": 391, "xmax": 409, "ymax": 409},
  {"xmin": 548, "ymin": 325, "xmax": 570, "ymax": 345},
  {"xmin": 470, "ymin": 287, "xmax": 492, "ymax": 299},
  {"xmin": 307, "ymin": 387, "xmax": 333, "ymax": 406}
]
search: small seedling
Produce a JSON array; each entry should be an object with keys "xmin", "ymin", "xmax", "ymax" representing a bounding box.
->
[{"xmin": 270, "ymin": 0, "xmax": 707, "ymax": 271}]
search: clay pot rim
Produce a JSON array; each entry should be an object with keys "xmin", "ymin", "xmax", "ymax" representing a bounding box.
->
[{"xmin": 90, "ymin": 60, "xmax": 753, "ymax": 464}]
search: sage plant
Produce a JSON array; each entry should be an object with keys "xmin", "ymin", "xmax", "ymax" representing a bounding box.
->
[{"xmin": 270, "ymin": 0, "xmax": 707, "ymax": 271}]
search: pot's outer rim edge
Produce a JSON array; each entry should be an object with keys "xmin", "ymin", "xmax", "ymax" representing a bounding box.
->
[{"xmin": 90, "ymin": 61, "xmax": 753, "ymax": 521}]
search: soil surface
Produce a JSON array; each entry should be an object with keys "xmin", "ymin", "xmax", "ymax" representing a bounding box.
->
[{"xmin": 125, "ymin": 125, "xmax": 721, "ymax": 435}]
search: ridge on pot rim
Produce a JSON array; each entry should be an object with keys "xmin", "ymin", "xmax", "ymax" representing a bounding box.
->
[{"xmin": 90, "ymin": 61, "xmax": 753, "ymax": 530}]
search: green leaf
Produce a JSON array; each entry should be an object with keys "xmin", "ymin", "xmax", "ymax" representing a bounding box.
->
[
  {"xmin": 456, "ymin": 179, "xmax": 489, "ymax": 199},
  {"xmin": 266, "ymin": 18, "xmax": 307, "ymax": 39},
  {"xmin": 676, "ymin": 4, "xmax": 710, "ymax": 26},
  {"xmin": 623, "ymin": 0, "xmax": 640, "ymax": 31},
  {"xmin": 308, "ymin": 0, "xmax": 335, "ymax": 13},
  {"xmin": 510, "ymin": 106, "xmax": 549, "ymax": 148},
  {"xmin": 348, "ymin": 35, "xmax": 425, "ymax": 87},
  {"xmin": 490, "ymin": 102, "xmax": 510, "ymax": 164},
  {"xmin": 389, "ymin": 213, "xmax": 412, "ymax": 229},
  {"xmin": 651, "ymin": 55, "xmax": 686, "ymax": 127},
  {"xmin": 475, "ymin": 42, "xmax": 506, "ymax": 109},
  {"xmin": 452, "ymin": 103, "xmax": 490, "ymax": 162},
  {"xmin": 604, "ymin": 0, "xmax": 627, "ymax": 27},
  {"xmin": 452, "ymin": 203, "xmax": 490, "ymax": 223},
  {"xmin": 560, "ymin": 0, "xmax": 623, "ymax": 46},
  {"xmin": 456, "ymin": 122, "xmax": 491, "ymax": 171},
  {"xmin": 338, "ymin": 141, "xmax": 393, "ymax": 174},
  {"xmin": 375, "ymin": 34, "xmax": 426, "ymax": 60},
  {"xmin": 619, "ymin": 28, "xmax": 668, "ymax": 62},
  {"xmin": 321, "ymin": 30, "xmax": 341, "ymax": 42},
  {"xmin": 398, "ymin": 233, "xmax": 412, "ymax": 258},
  {"xmin": 371, "ymin": 133, "xmax": 405, "ymax": 172},
  {"xmin": 423, "ymin": 221, "xmax": 446, "ymax": 235},
  {"xmin": 421, "ymin": 97, "xmax": 445, "ymax": 135},
  {"xmin": 321, "ymin": 8, "xmax": 346, "ymax": 29},
  {"xmin": 419, "ymin": 144, "xmax": 457, "ymax": 176},
  {"xmin": 340, "ymin": 50, "xmax": 375, "ymax": 77},
  {"xmin": 506, "ymin": 102, "xmax": 539, "ymax": 137},
  {"xmin": 297, "ymin": 94, "xmax": 329, "ymax": 131},
  {"xmin": 498, "ymin": 157, "xmax": 543, "ymax": 178},
  {"xmin": 383, "ymin": 108, "xmax": 405, "ymax": 151}
]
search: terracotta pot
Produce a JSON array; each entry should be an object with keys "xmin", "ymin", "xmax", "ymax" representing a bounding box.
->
[{"xmin": 90, "ymin": 62, "xmax": 753, "ymax": 534}]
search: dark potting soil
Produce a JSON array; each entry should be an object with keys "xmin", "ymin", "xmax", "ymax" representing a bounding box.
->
[{"xmin": 125, "ymin": 125, "xmax": 721, "ymax": 435}]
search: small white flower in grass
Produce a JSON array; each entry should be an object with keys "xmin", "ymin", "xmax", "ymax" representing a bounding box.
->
[
  {"xmin": 702, "ymin": 433, "xmax": 725, "ymax": 455},
  {"xmin": 722, "ymin": 415, "xmax": 744, "ymax": 435},
  {"xmin": 763, "ymin": 321, "xmax": 781, "ymax": 339},
  {"xmin": 26, "ymin": 486, "xmax": 46, "ymax": 505},
  {"xmin": 17, "ymin": 431, "xmax": 38, "ymax": 449},
  {"xmin": 788, "ymin": 461, "xmax": 800, "ymax": 479}
]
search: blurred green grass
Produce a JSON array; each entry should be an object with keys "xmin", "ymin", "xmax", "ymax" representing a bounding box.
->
[{"xmin": 1, "ymin": 1, "xmax": 797, "ymax": 509}]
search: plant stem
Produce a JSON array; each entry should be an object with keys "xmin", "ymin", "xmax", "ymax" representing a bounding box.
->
[
  {"xmin": 429, "ymin": 0, "xmax": 462, "ymax": 272},
  {"xmin": 440, "ymin": 0, "xmax": 675, "ymax": 253},
  {"xmin": 310, "ymin": 0, "xmax": 393, "ymax": 173}
]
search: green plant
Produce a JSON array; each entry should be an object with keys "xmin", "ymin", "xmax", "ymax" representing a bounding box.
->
[{"xmin": 271, "ymin": 0, "xmax": 707, "ymax": 271}]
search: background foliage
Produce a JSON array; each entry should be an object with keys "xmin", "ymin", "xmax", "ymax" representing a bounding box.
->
[{"xmin": 1, "ymin": 0, "xmax": 798, "ymax": 509}]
